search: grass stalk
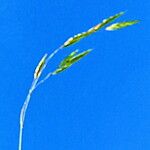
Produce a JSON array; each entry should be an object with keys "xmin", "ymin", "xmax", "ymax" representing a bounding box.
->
[{"xmin": 18, "ymin": 46, "xmax": 63, "ymax": 150}]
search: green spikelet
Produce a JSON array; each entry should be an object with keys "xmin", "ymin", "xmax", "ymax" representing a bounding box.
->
[
  {"xmin": 63, "ymin": 12, "xmax": 125, "ymax": 47},
  {"xmin": 34, "ymin": 54, "xmax": 47, "ymax": 79},
  {"xmin": 106, "ymin": 20, "xmax": 139, "ymax": 31},
  {"xmin": 53, "ymin": 49, "xmax": 92, "ymax": 75}
]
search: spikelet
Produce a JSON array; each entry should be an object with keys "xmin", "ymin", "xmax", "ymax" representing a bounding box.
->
[
  {"xmin": 106, "ymin": 20, "xmax": 139, "ymax": 31},
  {"xmin": 53, "ymin": 49, "xmax": 92, "ymax": 75},
  {"xmin": 34, "ymin": 54, "xmax": 47, "ymax": 79},
  {"xmin": 63, "ymin": 12, "xmax": 125, "ymax": 47}
]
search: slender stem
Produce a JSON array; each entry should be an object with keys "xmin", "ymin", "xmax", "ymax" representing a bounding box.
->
[
  {"xmin": 18, "ymin": 45, "xmax": 64, "ymax": 150},
  {"xmin": 18, "ymin": 123, "xmax": 23, "ymax": 150},
  {"xmin": 35, "ymin": 72, "xmax": 53, "ymax": 89},
  {"xmin": 41, "ymin": 46, "xmax": 63, "ymax": 73},
  {"xmin": 19, "ymin": 79, "xmax": 38, "ymax": 150},
  {"xmin": 34, "ymin": 46, "xmax": 64, "ymax": 89}
]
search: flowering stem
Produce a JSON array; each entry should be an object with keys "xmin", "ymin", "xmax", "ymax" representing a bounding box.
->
[
  {"xmin": 18, "ymin": 45, "xmax": 64, "ymax": 150},
  {"xmin": 19, "ymin": 79, "xmax": 38, "ymax": 150}
]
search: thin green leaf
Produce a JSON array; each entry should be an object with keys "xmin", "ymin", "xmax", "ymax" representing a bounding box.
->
[
  {"xmin": 63, "ymin": 12, "xmax": 125, "ymax": 47},
  {"xmin": 53, "ymin": 49, "xmax": 92, "ymax": 75},
  {"xmin": 34, "ymin": 54, "xmax": 47, "ymax": 79},
  {"xmin": 106, "ymin": 20, "xmax": 139, "ymax": 31}
]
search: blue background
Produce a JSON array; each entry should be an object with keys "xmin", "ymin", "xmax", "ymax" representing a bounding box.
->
[{"xmin": 0, "ymin": 0, "xmax": 149, "ymax": 150}]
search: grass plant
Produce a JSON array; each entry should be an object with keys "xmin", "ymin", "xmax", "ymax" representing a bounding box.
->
[{"xmin": 18, "ymin": 11, "xmax": 139, "ymax": 150}]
